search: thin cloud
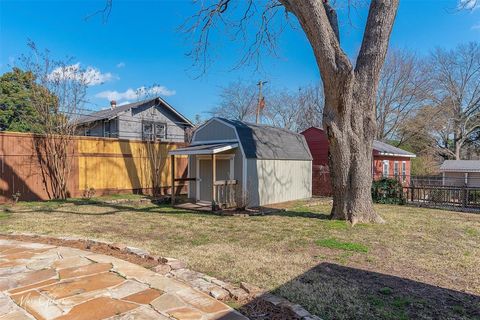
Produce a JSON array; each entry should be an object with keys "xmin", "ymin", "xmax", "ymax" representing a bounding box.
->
[
  {"xmin": 116, "ymin": 62, "xmax": 126, "ymax": 68},
  {"xmin": 95, "ymin": 85, "xmax": 176, "ymax": 102},
  {"xmin": 48, "ymin": 63, "xmax": 114, "ymax": 86},
  {"xmin": 472, "ymin": 22, "xmax": 480, "ymax": 30}
]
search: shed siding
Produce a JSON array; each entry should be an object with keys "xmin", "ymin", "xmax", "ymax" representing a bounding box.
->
[
  {"xmin": 248, "ymin": 159, "xmax": 312, "ymax": 206},
  {"xmin": 194, "ymin": 119, "xmax": 237, "ymax": 142},
  {"xmin": 443, "ymin": 172, "xmax": 480, "ymax": 187}
]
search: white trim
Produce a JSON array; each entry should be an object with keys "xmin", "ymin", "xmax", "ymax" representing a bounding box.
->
[
  {"xmin": 196, "ymin": 157, "xmax": 200, "ymax": 201},
  {"xmin": 382, "ymin": 160, "xmax": 390, "ymax": 177},
  {"xmin": 378, "ymin": 152, "xmax": 416, "ymax": 158},
  {"xmin": 191, "ymin": 139, "xmax": 238, "ymax": 146},
  {"xmin": 440, "ymin": 169, "xmax": 480, "ymax": 173},
  {"xmin": 187, "ymin": 157, "xmax": 192, "ymax": 198},
  {"xmin": 168, "ymin": 143, "xmax": 238, "ymax": 155}
]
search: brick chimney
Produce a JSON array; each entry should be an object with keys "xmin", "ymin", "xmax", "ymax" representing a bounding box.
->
[{"xmin": 110, "ymin": 100, "xmax": 117, "ymax": 109}]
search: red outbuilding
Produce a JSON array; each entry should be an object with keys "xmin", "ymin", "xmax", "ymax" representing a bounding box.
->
[{"xmin": 300, "ymin": 127, "xmax": 416, "ymax": 196}]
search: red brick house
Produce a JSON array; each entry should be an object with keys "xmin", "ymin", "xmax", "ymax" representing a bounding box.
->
[{"xmin": 300, "ymin": 127, "xmax": 416, "ymax": 196}]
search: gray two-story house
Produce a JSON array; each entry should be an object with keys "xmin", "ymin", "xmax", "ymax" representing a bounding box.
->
[{"xmin": 75, "ymin": 97, "xmax": 193, "ymax": 142}]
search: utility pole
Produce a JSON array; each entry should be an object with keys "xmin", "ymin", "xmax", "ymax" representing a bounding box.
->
[{"xmin": 256, "ymin": 80, "xmax": 267, "ymax": 124}]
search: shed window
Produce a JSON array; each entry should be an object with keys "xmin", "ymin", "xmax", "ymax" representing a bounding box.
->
[
  {"xmin": 402, "ymin": 161, "xmax": 407, "ymax": 181},
  {"xmin": 394, "ymin": 161, "xmax": 399, "ymax": 177},
  {"xmin": 382, "ymin": 160, "xmax": 389, "ymax": 177}
]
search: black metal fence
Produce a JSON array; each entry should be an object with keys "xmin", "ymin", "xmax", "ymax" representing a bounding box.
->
[
  {"xmin": 404, "ymin": 185, "xmax": 480, "ymax": 211},
  {"xmin": 374, "ymin": 175, "xmax": 480, "ymax": 212}
]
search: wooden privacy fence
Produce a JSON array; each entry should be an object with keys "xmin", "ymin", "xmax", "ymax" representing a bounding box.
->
[{"xmin": 0, "ymin": 132, "xmax": 187, "ymax": 203}]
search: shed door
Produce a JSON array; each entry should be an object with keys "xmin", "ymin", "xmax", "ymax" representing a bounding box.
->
[
  {"xmin": 198, "ymin": 159, "xmax": 213, "ymax": 202},
  {"xmin": 198, "ymin": 158, "xmax": 232, "ymax": 202}
]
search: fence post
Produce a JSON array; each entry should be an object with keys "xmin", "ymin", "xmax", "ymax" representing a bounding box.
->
[{"xmin": 462, "ymin": 185, "xmax": 467, "ymax": 209}]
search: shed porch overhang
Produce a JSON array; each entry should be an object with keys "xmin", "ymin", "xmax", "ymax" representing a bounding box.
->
[{"xmin": 168, "ymin": 143, "xmax": 238, "ymax": 156}]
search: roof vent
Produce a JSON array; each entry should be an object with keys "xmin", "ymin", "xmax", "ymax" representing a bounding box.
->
[{"xmin": 110, "ymin": 100, "xmax": 117, "ymax": 109}]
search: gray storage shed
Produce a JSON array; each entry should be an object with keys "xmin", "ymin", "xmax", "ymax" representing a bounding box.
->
[
  {"xmin": 440, "ymin": 160, "xmax": 480, "ymax": 187},
  {"xmin": 169, "ymin": 117, "xmax": 312, "ymax": 208}
]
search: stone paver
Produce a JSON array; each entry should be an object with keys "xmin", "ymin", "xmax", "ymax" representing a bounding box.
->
[{"xmin": 0, "ymin": 239, "xmax": 248, "ymax": 320}]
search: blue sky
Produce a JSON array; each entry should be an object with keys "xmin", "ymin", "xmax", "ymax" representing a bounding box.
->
[{"xmin": 1, "ymin": 0, "xmax": 479, "ymax": 120}]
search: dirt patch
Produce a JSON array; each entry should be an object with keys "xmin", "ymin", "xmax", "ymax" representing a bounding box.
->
[{"xmin": 0, "ymin": 234, "xmax": 159, "ymax": 269}]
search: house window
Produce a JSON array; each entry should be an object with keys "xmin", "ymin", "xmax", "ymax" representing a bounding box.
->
[
  {"xmin": 382, "ymin": 160, "xmax": 389, "ymax": 178},
  {"xmin": 402, "ymin": 161, "xmax": 407, "ymax": 181},
  {"xmin": 103, "ymin": 121, "xmax": 111, "ymax": 137},
  {"xmin": 155, "ymin": 123, "xmax": 167, "ymax": 140},
  {"xmin": 394, "ymin": 161, "xmax": 399, "ymax": 177},
  {"xmin": 142, "ymin": 121, "xmax": 167, "ymax": 141}
]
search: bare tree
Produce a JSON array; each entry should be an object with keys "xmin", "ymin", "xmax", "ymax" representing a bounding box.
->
[
  {"xmin": 429, "ymin": 42, "xmax": 480, "ymax": 160},
  {"xmin": 376, "ymin": 49, "xmax": 430, "ymax": 143},
  {"xmin": 210, "ymin": 80, "xmax": 258, "ymax": 121},
  {"xmin": 21, "ymin": 41, "xmax": 88, "ymax": 199},
  {"xmin": 295, "ymin": 84, "xmax": 324, "ymax": 131},
  {"xmin": 265, "ymin": 84, "xmax": 324, "ymax": 131}
]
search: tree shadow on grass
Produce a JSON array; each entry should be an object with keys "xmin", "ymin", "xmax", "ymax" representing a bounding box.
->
[
  {"xmin": 4, "ymin": 198, "xmax": 196, "ymax": 216},
  {"xmin": 221, "ymin": 262, "xmax": 480, "ymax": 320}
]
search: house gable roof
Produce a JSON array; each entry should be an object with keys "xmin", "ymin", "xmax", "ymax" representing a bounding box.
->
[
  {"xmin": 210, "ymin": 118, "xmax": 312, "ymax": 161},
  {"xmin": 372, "ymin": 140, "xmax": 416, "ymax": 158},
  {"xmin": 440, "ymin": 160, "xmax": 480, "ymax": 172},
  {"xmin": 74, "ymin": 97, "xmax": 193, "ymax": 127},
  {"xmin": 300, "ymin": 127, "xmax": 415, "ymax": 158}
]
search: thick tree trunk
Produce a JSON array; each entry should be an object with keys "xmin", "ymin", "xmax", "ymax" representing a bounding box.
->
[
  {"xmin": 324, "ymin": 81, "xmax": 384, "ymax": 224},
  {"xmin": 455, "ymin": 143, "xmax": 461, "ymax": 160},
  {"xmin": 280, "ymin": 0, "xmax": 398, "ymax": 224}
]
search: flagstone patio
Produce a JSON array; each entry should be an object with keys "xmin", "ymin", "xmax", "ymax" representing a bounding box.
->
[{"xmin": 0, "ymin": 239, "xmax": 247, "ymax": 320}]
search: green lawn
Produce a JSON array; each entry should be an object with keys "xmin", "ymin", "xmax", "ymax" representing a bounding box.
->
[{"xmin": 1, "ymin": 197, "xmax": 479, "ymax": 319}]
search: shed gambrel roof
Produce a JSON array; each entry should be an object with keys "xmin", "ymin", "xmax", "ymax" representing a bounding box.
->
[
  {"xmin": 74, "ymin": 97, "xmax": 193, "ymax": 127},
  {"xmin": 440, "ymin": 160, "xmax": 480, "ymax": 172},
  {"xmin": 210, "ymin": 118, "xmax": 312, "ymax": 161}
]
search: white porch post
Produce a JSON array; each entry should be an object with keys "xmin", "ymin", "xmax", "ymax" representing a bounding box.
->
[{"xmin": 212, "ymin": 154, "xmax": 216, "ymax": 208}]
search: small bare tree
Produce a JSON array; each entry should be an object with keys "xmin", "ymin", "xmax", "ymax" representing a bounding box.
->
[
  {"xmin": 265, "ymin": 84, "xmax": 324, "ymax": 131},
  {"xmin": 376, "ymin": 49, "xmax": 430, "ymax": 143},
  {"xmin": 210, "ymin": 80, "xmax": 259, "ymax": 121},
  {"xmin": 22, "ymin": 41, "xmax": 88, "ymax": 199},
  {"xmin": 429, "ymin": 42, "xmax": 480, "ymax": 160}
]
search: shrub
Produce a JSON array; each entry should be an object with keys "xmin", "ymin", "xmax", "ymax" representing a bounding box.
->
[
  {"xmin": 372, "ymin": 178, "xmax": 405, "ymax": 205},
  {"xmin": 82, "ymin": 187, "xmax": 96, "ymax": 200}
]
